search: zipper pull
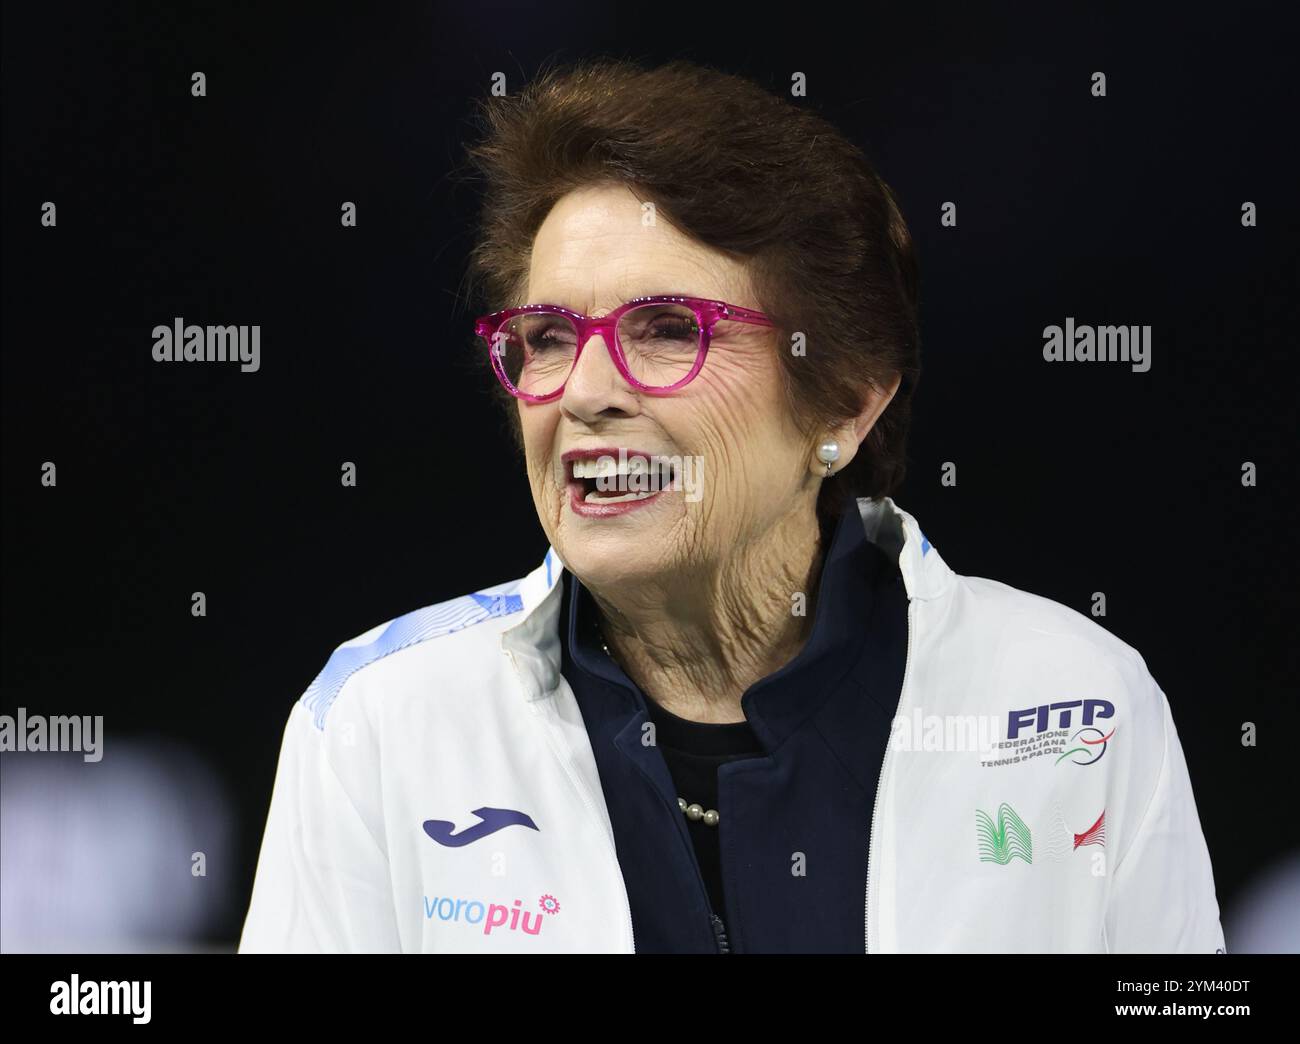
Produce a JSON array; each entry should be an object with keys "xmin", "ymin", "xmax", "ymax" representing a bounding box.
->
[{"xmin": 710, "ymin": 913, "xmax": 731, "ymax": 954}]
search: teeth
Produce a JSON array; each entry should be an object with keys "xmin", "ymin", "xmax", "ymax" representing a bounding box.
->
[
  {"xmin": 571, "ymin": 456, "xmax": 651, "ymax": 480},
  {"xmin": 584, "ymin": 490, "xmax": 657, "ymax": 504}
]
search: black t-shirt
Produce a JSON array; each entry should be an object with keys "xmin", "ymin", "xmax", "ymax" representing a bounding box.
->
[{"xmin": 639, "ymin": 686, "xmax": 764, "ymax": 923}]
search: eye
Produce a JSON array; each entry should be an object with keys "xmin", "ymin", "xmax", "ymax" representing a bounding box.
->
[
  {"xmin": 646, "ymin": 315, "xmax": 698, "ymax": 342},
  {"xmin": 508, "ymin": 314, "xmax": 577, "ymax": 356},
  {"xmin": 620, "ymin": 305, "xmax": 700, "ymax": 350},
  {"xmin": 526, "ymin": 325, "xmax": 563, "ymax": 352}
]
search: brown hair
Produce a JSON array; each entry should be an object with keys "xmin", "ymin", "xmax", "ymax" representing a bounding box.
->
[{"xmin": 462, "ymin": 57, "xmax": 921, "ymax": 525}]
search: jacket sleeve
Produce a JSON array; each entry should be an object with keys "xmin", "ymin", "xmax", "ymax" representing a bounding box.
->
[
  {"xmin": 238, "ymin": 697, "xmax": 402, "ymax": 953},
  {"xmin": 1104, "ymin": 682, "xmax": 1227, "ymax": 953}
]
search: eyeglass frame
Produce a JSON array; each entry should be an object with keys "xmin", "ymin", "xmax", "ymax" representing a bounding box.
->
[{"xmin": 474, "ymin": 294, "xmax": 775, "ymax": 404}]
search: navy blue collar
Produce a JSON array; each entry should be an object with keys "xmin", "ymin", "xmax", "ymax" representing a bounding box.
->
[{"xmin": 565, "ymin": 500, "xmax": 887, "ymax": 750}]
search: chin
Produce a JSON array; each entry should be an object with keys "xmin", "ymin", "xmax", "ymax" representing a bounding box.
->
[{"xmin": 557, "ymin": 530, "xmax": 658, "ymax": 593}]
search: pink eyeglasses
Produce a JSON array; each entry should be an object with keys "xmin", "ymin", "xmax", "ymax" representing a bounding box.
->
[{"xmin": 474, "ymin": 294, "xmax": 775, "ymax": 403}]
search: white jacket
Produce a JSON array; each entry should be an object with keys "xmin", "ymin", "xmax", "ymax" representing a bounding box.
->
[{"xmin": 238, "ymin": 497, "xmax": 1226, "ymax": 953}]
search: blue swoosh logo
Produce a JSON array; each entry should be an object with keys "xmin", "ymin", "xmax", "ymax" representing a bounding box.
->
[{"xmin": 422, "ymin": 806, "xmax": 539, "ymax": 847}]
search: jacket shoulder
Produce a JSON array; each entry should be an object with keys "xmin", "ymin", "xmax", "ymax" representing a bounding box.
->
[
  {"xmin": 941, "ymin": 572, "xmax": 1168, "ymax": 755},
  {"xmin": 297, "ymin": 574, "xmax": 531, "ymax": 730},
  {"xmin": 951, "ymin": 572, "xmax": 1152, "ymax": 680}
]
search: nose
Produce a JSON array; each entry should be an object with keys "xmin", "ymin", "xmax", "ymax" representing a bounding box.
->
[{"xmin": 558, "ymin": 329, "xmax": 639, "ymax": 423}]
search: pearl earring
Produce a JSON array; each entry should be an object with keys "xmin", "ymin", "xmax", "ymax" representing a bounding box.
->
[{"xmin": 816, "ymin": 440, "xmax": 840, "ymax": 476}]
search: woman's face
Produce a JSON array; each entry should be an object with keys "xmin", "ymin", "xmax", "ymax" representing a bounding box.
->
[{"xmin": 520, "ymin": 182, "xmax": 820, "ymax": 592}]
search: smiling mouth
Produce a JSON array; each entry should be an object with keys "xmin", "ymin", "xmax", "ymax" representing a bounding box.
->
[{"xmin": 565, "ymin": 453, "xmax": 680, "ymax": 504}]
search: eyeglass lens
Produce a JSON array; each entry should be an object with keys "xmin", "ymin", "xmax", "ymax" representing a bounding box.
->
[{"xmin": 493, "ymin": 302, "xmax": 702, "ymax": 396}]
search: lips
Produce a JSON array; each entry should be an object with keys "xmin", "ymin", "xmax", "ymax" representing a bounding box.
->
[{"xmin": 560, "ymin": 446, "xmax": 679, "ymax": 517}]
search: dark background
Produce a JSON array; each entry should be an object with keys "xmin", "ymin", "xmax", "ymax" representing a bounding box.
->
[{"xmin": 2, "ymin": 1, "xmax": 1296, "ymax": 950}]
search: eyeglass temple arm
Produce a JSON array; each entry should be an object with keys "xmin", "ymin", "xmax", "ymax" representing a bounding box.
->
[{"xmin": 719, "ymin": 303, "xmax": 775, "ymax": 326}]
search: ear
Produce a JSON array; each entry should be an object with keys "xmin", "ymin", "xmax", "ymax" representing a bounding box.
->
[{"xmin": 811, "ymin": 372, "xmax": 902, "ymax": 476}]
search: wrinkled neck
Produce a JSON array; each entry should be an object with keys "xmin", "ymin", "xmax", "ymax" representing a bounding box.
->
[{"xmin": 587, "ymin": 507, "xmax": 826, "ymax": 723}]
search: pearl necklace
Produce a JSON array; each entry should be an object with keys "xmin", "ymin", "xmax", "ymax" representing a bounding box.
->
[
  {"xmin": 599, "ymin": 633, "xmax": 721, "ymax": 828},
  {"xmin": 678, "ymin": 796, "xmax": 721, "ymax": 827}
]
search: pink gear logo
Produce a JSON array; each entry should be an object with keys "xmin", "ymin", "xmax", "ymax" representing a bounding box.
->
[{"xmin": 539, "ymin": 894, "xmax": 561, "ymax": 916}]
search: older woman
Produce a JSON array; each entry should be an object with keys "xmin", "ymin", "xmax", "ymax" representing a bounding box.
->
[{"xmin": 239, "ymin": 59, "xmax": 1225, "ymax": 954}]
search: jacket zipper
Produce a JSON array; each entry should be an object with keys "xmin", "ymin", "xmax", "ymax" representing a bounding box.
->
[
  {"xmin": 711, "ymin": 912, "xmax": 731, "ymax": 953},
  {"xmin": 866, "ymin": 595, "xmax": 916, "ymax": 953}
]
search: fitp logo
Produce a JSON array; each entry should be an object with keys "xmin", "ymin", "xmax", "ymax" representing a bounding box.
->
[{"xmin": 980, "ymin": 699, "xmax": 1116, "ymax": 769}]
